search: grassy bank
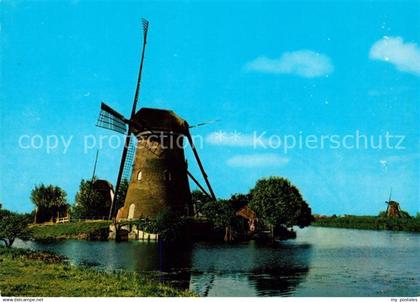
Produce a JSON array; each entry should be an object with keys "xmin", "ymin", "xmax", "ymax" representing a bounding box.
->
[
  {"xmin": 312, "ymin": 215, "xmax": 420, "ymax": 232},
  {"xmin": 30, "ymin": 220, "xmax": 111, "ymax": 240},
  {"xmin": 0, "ymin": 247, "xmax": 193, "ymax": 297}
]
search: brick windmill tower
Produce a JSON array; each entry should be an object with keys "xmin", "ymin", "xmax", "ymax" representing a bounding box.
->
[{"xmin": 96, "ymin": 19, "xmax": 216, "ymax": 220}]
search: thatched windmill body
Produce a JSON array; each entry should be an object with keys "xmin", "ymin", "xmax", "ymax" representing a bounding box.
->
[{"xmin": 96, "ymin": 19, "xmax": 216, "ymax": 220}]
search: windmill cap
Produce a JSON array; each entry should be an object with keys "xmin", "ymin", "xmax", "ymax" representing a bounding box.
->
[
  {"xmin": 93, "ymin": 179, "xmax": 114, "ymax": 191},
  {"xmin": 132, "ymin": 107, "xmax": 189, "ymax": 135}
]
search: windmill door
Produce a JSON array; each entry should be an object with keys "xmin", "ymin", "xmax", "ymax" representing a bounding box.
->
[{"xmin": 128, "ymin": 204, "xmax": 136, "ymax": 220}]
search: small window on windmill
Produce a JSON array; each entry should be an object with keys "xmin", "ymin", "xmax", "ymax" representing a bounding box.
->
[
  {"xmin": 163, "ymin": 170, "xmax": 172, "ymax": 181},
  {"xmin": 137, "ymin": 171, "xmax": 142, "ymax": 181}
]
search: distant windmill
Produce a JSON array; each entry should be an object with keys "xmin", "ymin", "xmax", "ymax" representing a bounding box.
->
[
  {"xmin": 385, "ymin": 187, "xmax": 401, "ymax": 218},
  {"xmin": 96, "ymin": 19, "xmax": 216, "ymax": 220}
]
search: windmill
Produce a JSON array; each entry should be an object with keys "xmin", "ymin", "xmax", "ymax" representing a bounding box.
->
[
  {"xmin": 385, "ymin": 187, "xmax": 401, "ymax": 218},
  {"xmin": 96, "ymin": 19, "xmax": 216, "ymax": 220}
]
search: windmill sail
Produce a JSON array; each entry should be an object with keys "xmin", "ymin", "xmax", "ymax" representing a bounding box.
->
[
  {"xmin": 96, "ymin": 102, "xmax": 127, "ymax": 134},
  {"xmin": 108, "ymin": 19, "xmax": 150, "ymax": 219},
  {"xmin": 122, "ymin": 135, "xmax": 137, "ymax": 181}
]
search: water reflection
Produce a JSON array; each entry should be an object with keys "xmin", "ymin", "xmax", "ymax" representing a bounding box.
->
[
  {"xmin": 249, "ymin": 242, "xmax": 312, "ymax": 296},
  {"xmin": 189, "ymin": 241, "xmax": 312, "ymax": 296},
  {"xmin": 130, "ymin": 242, "xmax": 193, "ymax": 290}
]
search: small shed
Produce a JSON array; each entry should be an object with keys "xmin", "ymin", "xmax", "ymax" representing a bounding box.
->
[{"xmin": 236, "ymin": 205, "xmax": 257, "ymax": 232}]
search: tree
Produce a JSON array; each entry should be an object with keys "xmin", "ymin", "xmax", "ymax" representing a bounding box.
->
[
  {"xmin": 229, "ymin": 193, "xmax": 250, "ymax": 210},
  {"xmin": 31, "ymin": 184, "xmax": 68, "ymax": 223},
  {"xmin": 249, "ymin": 177, "xmax": 314, "ymax": 234},
  {"xmin": 197, "ymin": 193, "xmax": 253, "ymax": 241},
  {"xmin": 0, "ymin": 208, "xmax": 31, "ymax": 247},
  {"xmin": 201, "ymin": 199, "xmax": 235, "ymax": 229},
  {"xmin": 31, "ymin": 184, "xmax": 68, "ymax": 209},
  {"xmin": 200, "ymin": 199, "xmax": 237, "ymax": 241},
  {"xmin": 72, "ymin": 178, "xmax": 110, "ymax": 219},
  {"xmin": 191, "ymin": 189, "xmax": 213, "ymax": 215}
]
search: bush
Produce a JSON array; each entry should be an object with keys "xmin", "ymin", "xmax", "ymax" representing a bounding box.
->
[
  {"xmin": 200, "ymin": 199, "xmax": 236, "ymax": 230},
  {"xmin": 191, "ymin": 190, "xmax": 213, "ymax": 215},
  {"xmin": 135, "ymin": 211, "xmax": 190, "ymax": 242}
]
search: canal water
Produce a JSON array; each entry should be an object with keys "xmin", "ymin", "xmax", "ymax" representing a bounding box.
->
[{"xmin": 16, "ymin": 227, "xmax": 419, "ymax": 297}]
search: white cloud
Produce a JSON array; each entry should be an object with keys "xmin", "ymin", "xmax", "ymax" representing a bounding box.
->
[
  {"xmin": 379, "ymin": 159, "xmax": 388, "ymax": 166},
  {"xmin": 379, "ymin": 159, "xmax": 388, "ymax": 171},
  {"xmin": 206, "ymin": 131, "xmax": 268, "ymax": 147},
  {"xmin": 369, "ymin": 36, "xmax": 420, "ymax": 75},
  {"xmin": 226, "ymin": 154, "xmax": 289, "ymax": 168},
  {"xmin": 245, "ymin": 50, "xmax": 333, "ymax": 78}
]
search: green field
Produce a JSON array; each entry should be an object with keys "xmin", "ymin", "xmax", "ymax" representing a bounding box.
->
[
  {"xmin": 30, "ymin": 220, "xmax": 111, "ymax": 240},
  {"xmin": 312, "ymin": 215, "xmax": 420, "ymax": 232},
  {"xmin": 0, "ymin": 247, "xmax": 193, "ymax": 297}
]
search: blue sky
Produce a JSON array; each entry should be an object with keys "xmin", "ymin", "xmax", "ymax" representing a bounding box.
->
[{"xmin": 1, "ymin": 0, "xmax": 419, "ymax": 215}]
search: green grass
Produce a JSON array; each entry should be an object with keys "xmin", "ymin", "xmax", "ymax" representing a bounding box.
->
[
  {"xmin": 0, "ymin": 247, "xmax": 194, "ymax": 297},
  {"xmin": 312, "ymin": 215, "xmax": 420, "ymax": 232},
  {"xmin": 30, "ymin": 220, "xmax": 111, "ymax": 240}
]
